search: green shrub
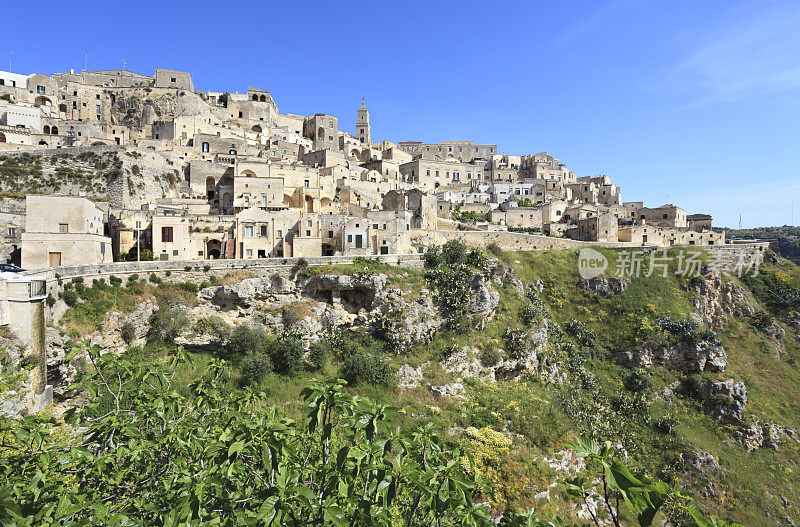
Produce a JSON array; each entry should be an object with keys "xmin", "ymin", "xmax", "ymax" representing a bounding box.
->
[
  {"xmin": 199, "ymin": 281, "xmax": 211, "ymax": 290},
  {"xmin": 63, "ymin": 290, "xmax": 79, "ymax": 307},
  {"xmin": 128, "ymin": 274, "xmax": 139, "ymax": 283},
  {"xmin": 149, "ymin": 273, "xmax": 161, "ymax": 284},
  {"xmin": 281, "ymin": 306, "xmax": 301, "ymax": 328},
  {"xmin": 203, "ymin": 265, "xmax": 211, "ymax": 272},
  {"xmin": 308, "ymin": 340, "xmax": 332, "ymax": 370},
  {"xmin": 46, "ymin": 295, "xmax": 56, "ymax": 307},
  {"xmin": 194, "ymin": 316, "xmax": 230, "ymax": 339},
  {"xmin": 563, "ymin": 319, "xmax": 596, "ymax": 347},
  {"xmin": 270, "ymin": 337, "xmax": 304, "ymax": 375},
  {"xmin": 479, "ymin": 347, "xmax": 502, "ymax": 367},
  {"xmin": 184, "ymin": 266, "xmax": 192, "ymax": 272},
  {"xmin": 165, "ymin": 270, "xmax": 172, "ymax": 277},
  {"xmin": 178, "ymin": 282, "xmax": 198, "ymax": 293},
  {"xmin": 239, "ymin": 353, "xmax": 272, "ymax": 386},
  {"xmin": 147, "ymin": 301, "xmax": 189, "ymax": 343},
  {"xmin": 504, "ymin": 327, "xmax": 528, "ymax": 360},
  {"xmin": 623, "ymin": 368, "xmax": 652, "ymax": 393},
  {"xmin": 227, "ymin": 325, "xmax": 268, "ymax": 356},
  {"xmin": 120, "ymin": 322, "xmax": 136, "ymax": 344},
  {"xmin": 750, "ymin": 310, "xmax": 774, "ymax": 331},
  {"xmin": 340, "ymin": 350, "xmax": 395, "ymax": 387},
  {"xmin": 109, "ymin": 276, "xmax": 122, "ymax": 287}
]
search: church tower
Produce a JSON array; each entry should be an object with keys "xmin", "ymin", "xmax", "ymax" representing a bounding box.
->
[{"xmin": 357, "ymin": 98, "xmax": 371, "ymax": 146}]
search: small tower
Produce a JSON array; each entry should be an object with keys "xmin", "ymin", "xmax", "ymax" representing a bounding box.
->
[{"xmin": 357, "ymin": 97, "xmax": 371, "ymax": 146}]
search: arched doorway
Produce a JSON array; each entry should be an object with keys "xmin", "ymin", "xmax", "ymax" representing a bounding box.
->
[
  {"xmin": 320, "ymin": 197, "xmax": 333, "ymax": 213},
  {"xmin": 252, "ymin": 125, "xmax": 262, "ymax": 133},
  {"xmin": 35, "ymin": 96, "xmax": 52, "ymax": 107},
  {"xmin": 317, "ymin": 126, "xmax": 324, "ymax": 139},
  {"xmin": 304, "ymin": 195, "xmax": 315, "ymax": 213},
  {"xmin": 0, "ymin": 132, "xmax": 5, "ymax": 143},
  {"xmin": 206, "ymin": 239, "xmax": 222, "ymax": 259},
  {"xmin": 43, "ymin": 125, "xmax": 50, "ymax": 135},
  {"xmin": 205, "ymin": 176, "xmax": 215, "ymax": 199},
  {"xmin": 252, "ymin": 94, "xmax": 258, "ymax": 101},
  {"xmin": 38, "ymin": 140, "xmax": 48, "ymax": 146},
  {"xmin": 51, "ymin": 126, "xmax": 58, "ymax": 135},
  {"xmin": 350, "ymin": 148, "xmax": 360, "ymax": 160},
  {"xmin": 260, "ymin": 95, "xmax": 266, "ymax": 102}
]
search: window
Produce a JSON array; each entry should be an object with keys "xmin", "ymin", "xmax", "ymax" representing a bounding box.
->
[
  {"xmin": 173, "ymin": 250, "xmax": 179, "ymax": 256},
  {"xmin": 96, "ymin": 105, "xmax": 100, "ymax": 114},
  {"xmin": 306, "ymin": 230, "xmax": 311, "ymax": 236},
  {"xmin": 347, "ymin": 234, "xmax": 353, "ymax": 243},
  {"xmin": 372, "ymin": 223, "xmax": 378, "ymax": 230},
  {"xmin": 245, "ymin": 226, "xmax": 253, "ymax": 237},
  {"xmin": 37, "ymin": 85, "xmax": 45, "ymax": 94},
  {"xmin": 328, "ymin": 230, "xmax": 333, "ymax": 238},
  {"xmin": 161, "ymin": 226, "xmax": 173, "ymax": 242},
  {"xmin": 59, "ymin": 223, "xmax": 69, "ymax": 233},
  {"xmin": 246, "ymin": 249, "xmax": 253, "ymax": 257},
  {"xmin": 6, "ymin": 227, "xmax": 15, "ymax": 236},
  {"xmin": 304, "ymin": 180, "xmax": 310, "ymax": 188},
  {"xmin": 277, "ymin": 229, "xmax": 283, "ymax": 239},
  {"xmin": 202, "ymin": 142, "xmax": 209, "ymax": 152},
  {"xmin": 96, "ymin": 94, "xmax": 100, "ymax": 99},
  {"xmin": 260, "ymin": 225, "xmax": 267, "ymax": 236},
  {"xmin": 662, "ymin": 213, "xmax": 668, "ymax": 219},
  {"xmin": 238, "ymin": 111, "xmax": 243, "ymax": 118},
  {"xmin": 171, "ymin": 77, "xmax": 176, "ymax": 83}
]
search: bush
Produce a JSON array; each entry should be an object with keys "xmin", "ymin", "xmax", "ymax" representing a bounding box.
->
[
  {"xmin": 149, "ymin": 273, "xmax": 161, "ymax": 284},
  {"xmin": 479, "ymin": 347, "xmax": 502, "ymax": 367},
  {"xmin": 281, "ymin": 306, "xmax": 301, "ymax": 328},
  {"xmin": 63, "ymin": 290, "xmax": 79, "ymax": 307},
  {"xmin": 120, "ymin": 322, "xmax": 136, "ymax": 344},
  {"xmin": 109, "ymin": 276, "xmax": 122, "ymax": 287},
  {"xmin": 128, "ymin": 274, "xmax": 139, "ymax": 283},
  {"xmin": 340, "ymin": 350, "xmax": 395, "ymax": 387},
  {"xmin": 46, "ymin": 295, "xmax": 56, "ymax": 307},
  {"xmin": 178, "ymin": 282, "xmax": 198, "ymax": 293},
  {"xmin": 271, "ymin": 337, "xmax": 304, "ymax": 375},
  {"xmin": 239, "ymin": 353, "xmax": 272, "ymax": 386},
  {"xmin": 308, "ymin": 340, "xmax": 332, "ymax": 370},
  {"xmin": 623, "ymin": 368, "xmax": 652, "ymax": 393},
  {"xmin": 165, "ymin": 270, "xmax": 172, "ymax": 277},
  {"xmin": 227, "ymin": 325, "xmax": 268, "ymax": 356},
  {"xmin": 504, "ymin": 327, "xmax": 528, "ymax": 360},
  {"xmin": 750, "ymin": 310, "xmax": 774, "ymax": 331},
  {"xmin": 563, "ymin": 319, "xmax": 596, "ymax": 347},
  {"xmin": 195, "ymin": 316, "xmax": 230, "ymax": 338},
  {"xmin": 148, "ymin": 301, "xmax": 189, "ymax": 343},
  {"xmin": 203, "ymin": 265, "xmax": 211, "ymax": 272}
]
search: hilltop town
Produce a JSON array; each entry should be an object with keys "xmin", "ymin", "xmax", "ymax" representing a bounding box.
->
[{"xmin": 0, "ymin": 66, "xmax": 722, "ymax": 268}]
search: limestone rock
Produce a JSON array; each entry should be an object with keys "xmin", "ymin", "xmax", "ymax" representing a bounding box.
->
[
  {"xmin": 396, "ymin": 364, "xmax": 423, "ymax": 389},
  {"xmin": 690, "ymin": 275, "xmax": 753, "ymax": 330},
  {"xmin": 428, "ymin": 383, "xmax": 464, "ymax": 398},
  {"xmin": 619, "ymin": 336, "xmax": 727, "ymax": 372},
  {"xmin": 578, "ymin": 277, "xmax": 630, "ymax": 297},
  {"xmin": 465, "ymin": 273, "xmax": 499, "ymax": 318},
  {"xmin": 703, "ymin": 379, "xmax": 748, "ymax": 426}
]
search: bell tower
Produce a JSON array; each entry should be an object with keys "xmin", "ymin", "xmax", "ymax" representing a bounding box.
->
[{"xmin": 357, "ymin": 97, "xmax": 371, "ymax": 146}]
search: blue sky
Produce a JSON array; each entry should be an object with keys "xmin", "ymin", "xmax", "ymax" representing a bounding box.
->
[{"xmin": 5, "ymin": 0, "xmax": 800, "ymax": 227}]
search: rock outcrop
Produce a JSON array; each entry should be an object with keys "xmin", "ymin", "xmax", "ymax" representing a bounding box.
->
[
  {"xmin": 619, "ymin": 336, "xmax": 727, "ymax": 373},
  {"xmin": 690, "ymin": 274, "xmax": 753, "ymax": 330},
  {"xmin": 578, "ymin": 277, "xmax": 630, "ymax": 297}
]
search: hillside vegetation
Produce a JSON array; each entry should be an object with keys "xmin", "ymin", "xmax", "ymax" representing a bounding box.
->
[{"xmin": 4, "ymin": 243, "xmax": 800, "ymax": 525}]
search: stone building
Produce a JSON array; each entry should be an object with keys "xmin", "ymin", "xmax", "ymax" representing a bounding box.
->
[
  {"xmin": 304, "ymin": 114, "xmax": 339, "ymax": 152},
  {"xmin": 398, "ymin": 141, "xmax": 496, "ymax": 163},
  {"xmin": 21, "ymin": 196, "xmax": 112, "ymax": 269}
]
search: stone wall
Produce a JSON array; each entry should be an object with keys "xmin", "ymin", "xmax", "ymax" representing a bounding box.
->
[{"xmin": 411, "ymin": 229, "xmax": 633, "ymax": 251}]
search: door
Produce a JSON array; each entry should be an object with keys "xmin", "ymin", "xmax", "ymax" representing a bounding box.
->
[
  {"xmin": 355, "ymin": 235, "xmax": 363, "ymax": 249},
  {"xmin": 48, "ymin": 252, "xmax": 61, "ymax": 267}
]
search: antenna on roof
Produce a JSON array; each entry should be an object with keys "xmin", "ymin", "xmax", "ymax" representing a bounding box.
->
[
  {"xmin": 122, "ymin": 58, "xmax": 127, "ymax": 71},
  {"xmin": 739, "ymin": 213, "xmax": 742, "ymax": 230},
  {"xmin": 84, "ymin": 51, "xmax": 88, "ymax": 72},
  {"xmin": 8, "ymin": 51, "xmax": 14, "ymax": 72}
]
